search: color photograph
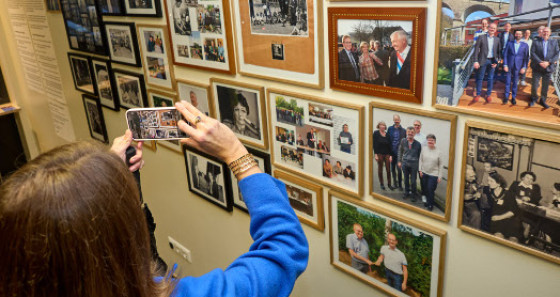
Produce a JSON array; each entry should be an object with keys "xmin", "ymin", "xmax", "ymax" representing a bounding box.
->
[{"xmin": 138, "ymin": 25, "xmax": 176, "ymax": 91}]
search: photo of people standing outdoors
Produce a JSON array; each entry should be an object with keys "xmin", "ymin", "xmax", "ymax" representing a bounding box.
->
[
  {"xmin": 435, "ymin": 1, "xmax": 560, "ymax": 129},
  {"xmin": 371, "ymin": 104, "xmax": 455, "ymax": 220},
  {"xmin": 331, "ymin": 195, "xmax": 445, "ymax": 297},
  {"xmin": 248, "ymin": 0, "xmax": 308, "ymax": 36}
]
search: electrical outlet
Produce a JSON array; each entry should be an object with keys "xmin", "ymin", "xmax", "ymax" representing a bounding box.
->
[{"xmin": 168, "ymin": 236, "xmax": 192, "ymax": 263}]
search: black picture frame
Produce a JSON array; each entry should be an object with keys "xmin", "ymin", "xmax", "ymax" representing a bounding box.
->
[
  {"xmin": 104, "ymin": 21, "xmax": 142, "ymax": 67},
  {"xmin": 124, "ymin": 0, "xmax": 162, "ymax": 17},
  {"xmin": 68, "ymin": 53, "xmax": 97, "ymax": 95},
  {"xmin": 91, "ymin": 57, "xmax": 119, "ymax": 111},
  {"xmin": 184, "ymin": 146, "xmax": 233, "ymax": 212},
  {"xmin": 112, "ymin": 68, "xmax": 148, "ymax": 109},
  {"xmin": 230, "ymin": 147, "xmax": 271, "ymax": 213},
  {"xmin": 98, "ymin": 0, "xmax": 125, "ymax": 16},
  {"xmin": 82, "ymin": 94, "xmax": 108, "ymax": 143},
  {"xmin": 59, "ymin": 0, "xmax": 107, "ymax": 55}
]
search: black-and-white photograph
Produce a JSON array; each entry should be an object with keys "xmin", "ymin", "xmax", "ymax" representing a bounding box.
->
[
  {"xmin": 124, "ymin": 0, "xmax": 162, "ymax": 16},
  {"xmin": 68, "ymin": 53, "xmax": 95, "ymax": 95},
  {"xmin": 113, "ymin": 70, "xmax": 147, "ymax": 109},
  {"xmin": 185, "ymin": 148, "xmax": 232, "ymax": 211},
  {"xmin": 105, "ymin": 22, "xmax": 141, "ymax": 66},
  {"xmin": 60, "ymin": 0, "xmax": 107, "ymax": 54},
  {"xmin": 99, "ymin": 0, "xmax": 123, "ymax": 15},
  {"xmin": 308, "ymin": 103, "xmax": 333, "ymax": 127},
  {"xmin": 171, "ymin": 0, "xmax": 193, "ymax": 36},
  {"xmin": 249, "ymin": 0, "xmax": 308, "ymax": 36},
  {"xmin": 126, "ymin": 108, "xmax": 187, "ymax": 140},
  {"xmin": 271, "ymin": 43, "xmax": 284, "ymax": 60},
  {"xmin": 92, "ymin": 58, "xmax": 118, "ymax": 110},
  {"xmin": 460, "ymin": 123, "xmax": 560, "ymax": 264},
  {"xmin": 82, "ymin": 94, "xmax": 108, "ymax": 143}
]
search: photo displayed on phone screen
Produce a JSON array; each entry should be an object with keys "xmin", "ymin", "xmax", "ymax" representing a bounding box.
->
[{"xmin": 127, "ymin": 108, "xmax": 188, "ymax": 140}]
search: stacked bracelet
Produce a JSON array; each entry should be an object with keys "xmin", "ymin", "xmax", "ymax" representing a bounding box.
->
[{"xmin": 228, "ymin": 154, "xmax": 258, "ymax": 177}]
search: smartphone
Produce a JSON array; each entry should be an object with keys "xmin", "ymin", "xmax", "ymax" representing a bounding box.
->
[{"xmin": 126, "ymin": 107, "xmax": 189, "ymax": 141}]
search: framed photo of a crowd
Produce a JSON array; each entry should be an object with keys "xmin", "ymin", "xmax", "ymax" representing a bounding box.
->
[
  {"xmin": 60, "ymin": 0, "xmax": 107, "ymax": 55},
  {"xmin": 211, "ymin": 78, "xmax": 268, "ymax": 149},
  {"xmin": 231, "ymin": 0, "xmax": 324, "ymax": 89},
  {"xmin": 369, "ymin": 102, "xmax": 457, "ymax": 222},
  {"xmin": 275, "ymin": 170, "xmax": 324, "ymax": 231},
  {"xmin": 105, "ymin": 22, "xmax": 142, "ymax": 67},
  {"xmin": 329, "ymin": 191, "xmax": 446, "ymax": 297},
  {"xmin": 113, "ymin": 69, "xmax": 148, "ymax": 109},
  {"xmin": 267, "ymin": 89, "xmax": 364, "ymax": 197},
  {"xmin": 177, "ymin": 79, "xmax": 214, "ymax": 117},
  {"xmin": 68, "ymin": 53, "xmax": 96, "ymax": 95},
  {"xmin": 137, "ymin": 24, "xmax": 176, "ymax": 91},
  {"xmin": 82, "ymin": 94, "xmax": 108, "ymax": 143},
  {"xmin": 91, "ymin": 58, "xmax": 119, "ymax": 111},
  {"xmin": 163, "ymin": 0, "xmax": 236, "ymax": 74},
  {"xmin": 184, "ymin": 147, "xmax": 233, "ymax": 212},
  {"xmin": 459, "ymin": 121, "xmax": 560, "ymax": 265},
  {"xmin": 432, "ymin": 0, "xmax": 560, "ymax": 131},
  {"xmin": 230, "ymin": 148, "xmax": 271, "ymax": 212},
  {"xmin": 124, "ymin": 0, "xmax": 162, "ymax": 17},
  {"xmin": 328, "ymin": 7, "xmax": 426, "ymax": 104}
]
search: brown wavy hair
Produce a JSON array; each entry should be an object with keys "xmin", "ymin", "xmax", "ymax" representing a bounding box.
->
[{"xmin": 0, "ymin": 141, "xmax": 172, "ymax": 297}]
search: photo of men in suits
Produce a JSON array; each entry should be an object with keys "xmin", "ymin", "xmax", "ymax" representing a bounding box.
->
[
  {"xmin": 387, "ymin": 30, "xmax": 411, "ymax": 90},
  {"xmin": 338, "ymin": 35, "xmax": 360, "ymax": 82},
  {"xmin": 473, "ymin": 23, "xmax": 500, "ymax": 103},
  {"xmin": 503, "ymin": 30, "xmax": 529, "ymax": 105},
  {"xmin": 530, "ymin": 27, "xmax": 559, "ymax": 108}
]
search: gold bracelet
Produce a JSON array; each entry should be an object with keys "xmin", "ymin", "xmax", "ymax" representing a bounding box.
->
[{"xmin": 228, "ymin": 154, "xmax": 257, "ymax": 176}]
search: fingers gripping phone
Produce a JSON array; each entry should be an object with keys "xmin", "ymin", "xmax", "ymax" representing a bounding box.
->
[{"xmin": 126, "ymin": 107, "xmax": 190, "ymax": 141}]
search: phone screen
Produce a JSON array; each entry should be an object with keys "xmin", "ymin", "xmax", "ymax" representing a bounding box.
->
[{"xmin": 126, "ymin": 107, "xmax": 189, "ymax": 141}]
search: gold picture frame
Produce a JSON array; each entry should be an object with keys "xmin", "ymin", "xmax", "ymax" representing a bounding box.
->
[
  {"xmin": 137, "ymin": 24, "xmax": 176, "ymax": 92},
  {"xmin": 176, "ymin": 79, "xmax": 215, "ymax": 118}
]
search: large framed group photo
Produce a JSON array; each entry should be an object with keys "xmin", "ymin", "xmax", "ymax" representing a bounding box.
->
[
  {"xmin": 268, "ymin": 89, "xmax": 364, "ymax": 197},
  {"xmin": 329, "ymin": 191, "xmax": 446, "ymax": 297},
  {"xmin": 459, "ymin": 121, "xmax": 560, "ymax": 265},
  {"xmin": 369, "ymin": 103, "xmax": 457, "ymax": 222},
  {"xmin": 231, "ymin": 0, "xmax": 324, "ymax": 88},
  {"xmin": 328, "ymin": 7, "xmax": 427, "ymax": 103},
  {"xmin": 433, "ymin": 0, "xmax": 560, "ymax": 130}
]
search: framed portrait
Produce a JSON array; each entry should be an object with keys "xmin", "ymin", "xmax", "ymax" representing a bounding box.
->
[
  {"xmin": 328, "ymin": 7, "xmax": 427, "ymax": 104},
  {"xmin": 275, "ymin": 170, "xmax": 324, "ymax": 231},
  {"xmin": 184, "ymin": 147, "xmax": 233, "ymax": 211},
  {"xmin": 124, "ymin": 0, "xmax": 162, "ymax": 16},
  {"xmin": 113, "ymin": 69, "xmax": 148, "ymax": 109},
  {"xmin": 105, "ymin": 22, "xmax": 142, "ymax": 67},
  {"xmin": 46, "ymin": 0, "xmax": 61, "ymax": 12},
  {"xmin": 369, "ymin": 102, "xmax": 457, "ymax": 222},
  {"xmin": 91, "ymin": 58, "xmax": 119, "ymax": 111},
  {"xmin": 82, "ymin": 94, "xmax": 108, "ymax": 143},
  {"xmin": 137, "ymin": 24, "xmax": 176, "ymax": 92},
  {"xmin": 231, "ymin": 0, "xmax": 324, "ymax": 89},
  {"xmin": 459, "ymin": 121, "xmax": 560, "ymax": 265},
  {"xmin": 68, "ymin": 53, "xmax": 96, "ymax": 95},
  {"xmin": 163, "ymin": 0, "xmax": 236, "ymax": 74},
  {"xmin": 60, "ymin": 0, "xmax": 107, "ymax": 55},
  {"xmin": 211, "ymin": 78, "xmax": 268, "ymax": 149},
  {"xmin": 98, "ymin": 0, "xmax": 124, "ymax": 15},
  {"xmin": 268, "ymin": 89, "xmax": 364, "ymax": 197},
  {"xmin": 230, "ymin": 147, "xmax": 271, "ymax": 212},
  {"xmin": 433, "ymin": 1, "xmax": 560, "ymax": 131},
  {"xmin": 329, "ymin": 191, "xmax": 446, "ymax": 297},
  {"xmin": 177, "ymin": 79, "xmax": 213, "ymax": 117}
]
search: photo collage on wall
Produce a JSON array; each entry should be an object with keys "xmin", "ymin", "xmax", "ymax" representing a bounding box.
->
[{"xmin": 137, "ymin": 25, "xmax": 176, "ymax": 91}]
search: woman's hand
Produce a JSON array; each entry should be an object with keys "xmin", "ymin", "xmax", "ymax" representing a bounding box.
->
[
  {"xmin": 110, "ymin": 129, "xmax": 144, "ymax": 172},
  {"xmin": 374, "ymin": 154, "xmax": 379, "ymax": 161}
]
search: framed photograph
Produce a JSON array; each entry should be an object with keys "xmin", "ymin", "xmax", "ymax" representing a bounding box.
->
[
  {"xmin": 369, "ymin": 102, "xmax": 457, "ymax": 222},
  {"xmin": 91, "ymin": 58, "xmax": 119, "ymax": 111},
  {"xmin": 137, "ymin": 24, "xmax": 176, "ymax": 91},
  {"xmin": 328, "ymin": 7, "xmax": 427, "ymax": 103},
  {"xmin": 113, "ymin": 69, "xmax": 148, "ymax": 109},
  {"xmin": 275, "ymin": 170, "xmax": 324, "ymax": 231},
  {"xmin": 148, "ymin": 89, "xmax": 183, "ymax": 153},
  {"xmin": 163, "ymin": 0, "xmax": 236, "ymax": 74},
  {"xmin": 459, "ymin": 121, "xmax": 560, "ymax": 265},
  {"xmin": 60, "ymin": 0, "xmax": 107, "ymax": 55},
  {"xmin": 211, "ymin": 78, "xmax": 268, "ymax": 149},
  {"xmin": 98, "ymin": 0, "xmax": 124, "ymax": 15},
  {"xmin": 268, "ymin": 88, "xmax": 364, "ymax": 197},
  {"xmin": 82, "ymin": 94, "xmax": 108, "ymax": 143},
  {"xmin": 230, "ymin": 147, "xmax": 271, "ymax": 212},
  {"xmin": 105, "ymin": 22, "xmax": 142, "ymax": 67},
  {"xmin": 124, "ymin": 0, "xmax": 162, "ymax": 16},
  {"xmin": 231, "ymin": 0, "xmax": 324, "ymax": 89},
  {"xmin": 329, "ymin": 191, "xmax": 446, "ymax": 297},
  {"xmin": 46, "ymin": 0, "xmax": 61, "ymax": 12},
  {"xmin": 68, "ymin": 53, "xmax": 96, "ymax": 95},
  {"xmin": 177, "ymin": 79, "xmax": 213, "ymax": 117},
  {"xmin": 433, "ymin": 1, "xmax": 560, "ymax": 131},
  {"xmin": 184, "ymin": 147, "xmax": 233, "ymax": 211}
]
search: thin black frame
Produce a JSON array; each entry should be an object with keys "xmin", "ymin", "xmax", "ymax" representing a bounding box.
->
[
  {"xmin": 68, "ymin": 53, "xmax": 97, "ymax": 95},
  {"xmin": 112, "ymin": 68, "xmax": 148, "ymax": 109},
  {"xmin": 184, "ymin": 146, "xmax": 233, "ymax": 212},
  {"xmin": 104, "ymin": 21, "xmax": 142, "ymax": 67},
  {"xmin": 91, "ymin": 57, "xmax": 120, "ymax": 111},
  {"xmin": 231, "ymin": 147, "xmax": 271, "ymax": 213},
  {"xmin": 59, "ymin": 0, "xmax": 108, "ymax": 55},
  {"xmin": 124, "ymin": 0, "xmax": 162, "ymax": 17},
  {"xmin": 98, "ymin": 0, "xmax": 125, "ymax": 16},
  {"xmin": 82, "ymin": 94, "xmax": 108, "ymax": 143}
]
